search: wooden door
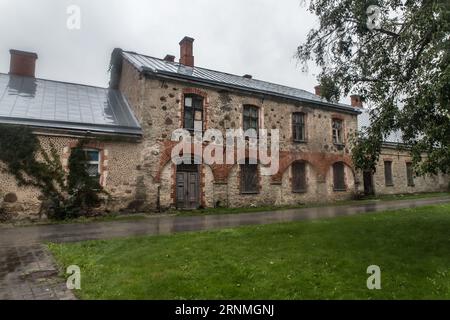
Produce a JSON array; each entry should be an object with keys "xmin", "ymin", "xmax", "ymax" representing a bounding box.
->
[{"xmin": 176, "ymin": 165, "xmax": 200, "ymax": 209}]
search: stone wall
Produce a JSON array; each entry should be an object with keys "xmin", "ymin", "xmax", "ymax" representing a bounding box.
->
[
  {"xmin": 118, "ymin": 58, "xmax": 360, "ymax": 210},
  {"xmin": 357, "ymin": 147, "xmax": 449, "ymax": 195},
  {"xmin": 0, "ymin": 134, "xmax": 144, "ymax": 220}
]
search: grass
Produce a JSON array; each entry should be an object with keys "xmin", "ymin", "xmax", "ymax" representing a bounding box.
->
[{"xmin": 49, "ymin": 203, "xmax": 450, "ymax": 300}]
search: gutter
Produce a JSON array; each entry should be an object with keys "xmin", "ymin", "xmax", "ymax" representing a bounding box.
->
[{"xmin": 0, "ymin": 116, "xmax": 143, "ymax": 140}]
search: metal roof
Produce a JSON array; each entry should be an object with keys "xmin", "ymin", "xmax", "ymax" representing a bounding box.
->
[
  {"xmin": 122, "ymin": 51, "xmax": 361, "ymax": 114},
  {"xmin": 0, "ymin": 73, "xmax": 142, "ymax": 137},
  {"xmin": 358, "ymin": 108, "xmax": 403, "ymax": 144}
]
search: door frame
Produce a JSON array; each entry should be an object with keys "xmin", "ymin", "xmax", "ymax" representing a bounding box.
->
[{"xmin": 175, "ymin": 164, "xmax": 200, "ymax": 210}]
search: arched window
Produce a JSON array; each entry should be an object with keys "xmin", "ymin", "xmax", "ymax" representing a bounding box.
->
[
  {"xmin": 333, "ymin": 162, "xmax": 346, "ymax": 191},
  {"xmin": 184, "ymin": 94, "xmax": 203, "ymax": 131}
]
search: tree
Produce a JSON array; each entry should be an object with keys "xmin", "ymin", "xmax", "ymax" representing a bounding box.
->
[{"xmin": 297, "ymin": 0, "xmax": 449, "ymax": 175}]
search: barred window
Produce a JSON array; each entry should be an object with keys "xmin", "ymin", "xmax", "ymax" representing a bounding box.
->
[
  {"xmin": 384, "ymin": 161, "xmax": 394, "ymax": 186},
  {"xmin": 240, "ymin": 164, "xmax": 259, "ymax": 194},
  {"xmin": 332, "ymin": 119, "xmax": 343, "ymax": 144},
  {"xmin": 292, "ymin": 113, "xmax": 306, "ymax": 142},
  {"xmin": 243, "ymin": 105, "xmax": 259, "ymax": 133},
  {"xmin": 184, "ymin": 95, "xmax": 203, "ymax": 131},
  {"xmin": 333, "ymin": 162, "xmax": 346, "ymax": 191},
  {"xmin": 292, "ymin": 162, "xmax": 306, "ymax": 193}
]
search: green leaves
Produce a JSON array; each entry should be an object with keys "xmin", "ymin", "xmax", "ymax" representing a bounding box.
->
[{"xmin": 298, "ymin": 0, "xmax": 450, "ymax": 174}]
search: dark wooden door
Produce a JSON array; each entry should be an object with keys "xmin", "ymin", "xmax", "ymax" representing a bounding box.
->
[
  {"xmin": 176, "ymin": 166, "xmax": 200, "ymax": 209},
  {"xmin": 363, "ymin": 171, "xmax": 374, "ymax": 196}
]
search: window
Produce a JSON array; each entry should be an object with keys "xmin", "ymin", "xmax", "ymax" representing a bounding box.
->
[
  {"xmin": 77, "ymin": 149, "xmax": 101, "ymax": 181},
  {"xmin": 184, "ymin": 95, "xmax": 203, "ymax": 131},
  {"xmin": 292, "ymin": 113, "xmax": 306, "ymax": 142},
  {"xmin": 384, "ymin": 161, "xmax": 393, "ymax": 186},
  {"xmin": 292, "ymin": 162, "xmax": 306, "ymax": 193},
  {"xmin": 243, "ymin": 105, "xmax": 259, "ymax": 133},
  {"xmin": 332, "ymin": 119, "xmax": 344, "ymax": 144},
  {"xmin": 333, "ymin": 162, "xmax": 346, "ymax": 191},
  {"xmin": 406, "ymin": 163, "xmax": 415, "ymax": 187},
  {"xmin": 240, "ymin": 164, "xmax": 259, "ymax": 194}
]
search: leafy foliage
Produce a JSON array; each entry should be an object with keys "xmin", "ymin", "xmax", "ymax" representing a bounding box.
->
[
  {"xmin": 0, "ymin": 125, "xmax": 106, "ymax": 220},
  {"xmin": 297, "ymin": 0, "xmax": 450, "ymax": 174},
  {"xmin": 66, "ymin": 141, "xmax": 106, "ymax": 217}
]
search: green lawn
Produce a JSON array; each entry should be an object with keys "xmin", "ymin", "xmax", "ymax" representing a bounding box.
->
[{"xmin": 49, "ymin": 203, "xmax": 450, "ymax": 300}]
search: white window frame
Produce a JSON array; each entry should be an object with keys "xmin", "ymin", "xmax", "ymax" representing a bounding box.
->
[
  {"xmin": 332, "ymin": 119, "xmax": 344, "ymax": 145},
  {"xmin": 82, "ymin": 148, "xmax": 101, "ymax": 178}
]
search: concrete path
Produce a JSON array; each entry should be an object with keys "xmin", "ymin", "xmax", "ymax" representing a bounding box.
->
[
  {"xmin": 0, "ymin": 245, "xmax": 75, "ymax": 300},
  {"xmin": 0, "ymin": 196, "xmax": 449, "ymax": 300}
]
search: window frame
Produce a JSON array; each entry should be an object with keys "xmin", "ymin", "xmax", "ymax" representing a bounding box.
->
[
  {"xmin": 406, "ymin": 162, "xmax": 415, "ymax": 187},
  {"xmin": 333, "ymin": 162, "xmax": 346, "ymax": 191},
  {"xmin": 77, "ymin": 148, "xmax": 101, "ymax": 182},
  {"xmin": 240, "ymin": 163, "xmax": 259, "ymax": 194},
  {"xmin": 183, "ymin": 94, "xmax": 204, "ymax": 132},
  {"xmin": 243, "ymin": 105, "xmax": 259, "ymax": 134},
  {"xmin": 332, "ymin": 118, "xmax": 344, "ymax": 145},
  {"xmin": 384, "ymin": 161, "xmax": 394, "ymax": 186},
  {"xmin": 292, "ymin": 112, "xmax": 307, "ymax": 143},
  {"xmin": 292, "ymin": 161, "xmax": 307, "ymax": 193}
]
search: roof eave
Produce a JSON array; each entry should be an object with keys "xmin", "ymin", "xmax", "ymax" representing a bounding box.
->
[{"xmin": 0, "ymin": 117, "xmax": 143, "ymax": 140}]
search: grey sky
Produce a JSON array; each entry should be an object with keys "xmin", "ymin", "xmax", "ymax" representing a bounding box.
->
[{"xmin": 0, "ymin": 0, "xmax": 325, "ymax": 98}]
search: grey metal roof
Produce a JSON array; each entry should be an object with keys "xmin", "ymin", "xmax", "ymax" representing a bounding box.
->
[
  {"xmin": 358, "ymin": 108, "xmax": 403, "ymax": 144},
  {"xmin": 0, "ymin": 73, "xmax": 142, "ymax": 137},
  {"xmin": 122, "ymin": 51, "xmax": 361, "ymax": 114}
]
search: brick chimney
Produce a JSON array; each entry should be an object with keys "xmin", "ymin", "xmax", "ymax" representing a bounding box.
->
[
  {"xmin": 9, "ymin": 50, "xmax": 38, "ymax": 77},
  {"xmin": 314, "ymin": 85, "xmax": 322, "ymax": 96},
  {"xmin": 350, "ymin": 95, "xmax": 363, "ymax": 108},
  {"xmin": 164, "ymin": 54, "xmax": 175, "ymax": 62},
  {"xmin": 179, "ymin": 36, "xmax": 194, "ymax": 67}
]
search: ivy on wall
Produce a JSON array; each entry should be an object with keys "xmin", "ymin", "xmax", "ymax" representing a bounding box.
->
[{"xmin": 0, "ymin": 124, "xmax": 107, "ymax": 220}]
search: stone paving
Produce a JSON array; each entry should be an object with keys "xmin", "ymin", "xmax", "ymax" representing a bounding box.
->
[
  {"xmin": 0, "ymin": 244, "xmax": 76, "ymax": 300},
  {"xmin": 0, "ymin": 196, "xmax": 449, "ymax": 300}
]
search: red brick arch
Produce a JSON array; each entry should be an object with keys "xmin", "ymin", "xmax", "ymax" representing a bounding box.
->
[{"xmin": 272, "ymin": 151, "xmax": 354, "ymax": 184}]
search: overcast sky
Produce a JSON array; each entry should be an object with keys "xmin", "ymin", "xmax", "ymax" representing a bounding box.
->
[{"xmin": 0, "ymin": 0, "xmax": 328, "ymax": 98}]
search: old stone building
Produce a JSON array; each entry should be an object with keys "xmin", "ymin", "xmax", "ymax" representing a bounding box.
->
[{"xmin": 0, "ymin": 38, "xmax": 447, "ymax": 219}]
